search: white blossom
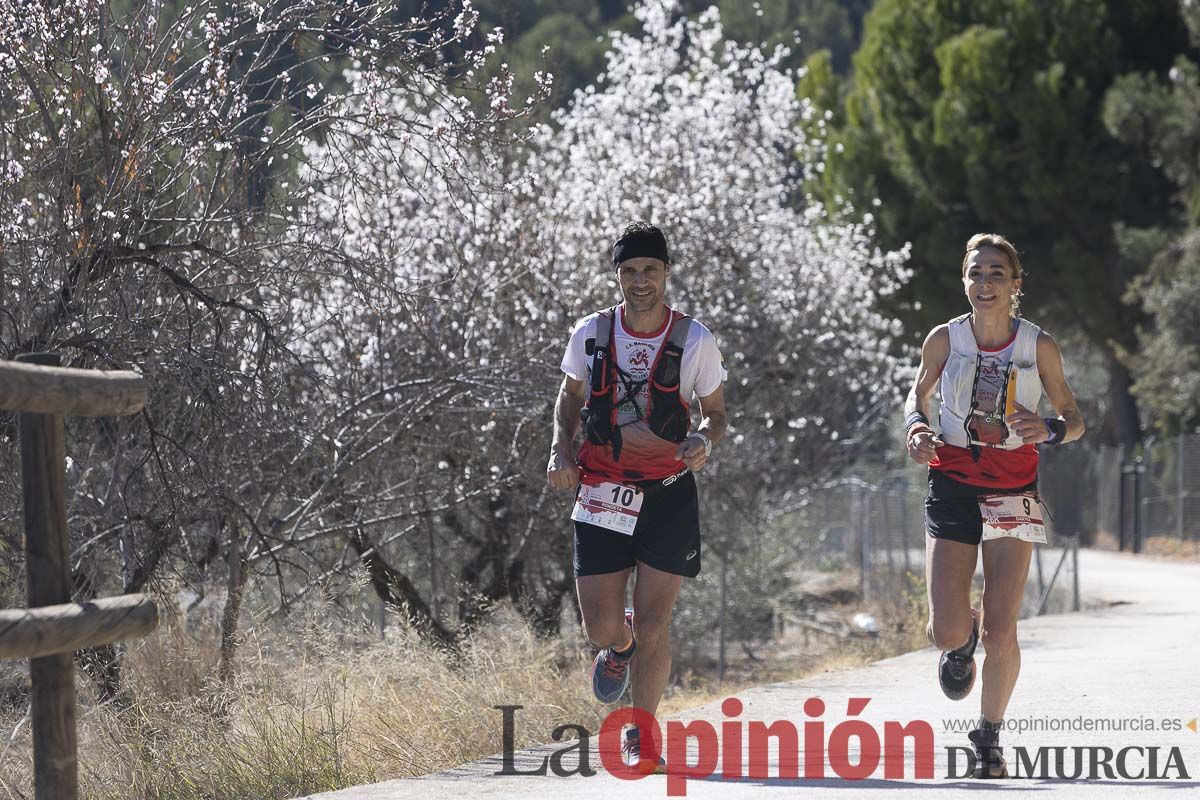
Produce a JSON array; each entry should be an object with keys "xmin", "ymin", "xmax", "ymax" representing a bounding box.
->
[{"xmin": 300, "ymin": 0, "xmax": 910, "ymax": 514}]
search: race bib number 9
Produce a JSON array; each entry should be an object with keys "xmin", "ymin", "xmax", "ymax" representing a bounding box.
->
[
  {"xmin": 571, "ymin": 480, "xmax": 644, "ymax": 536},
  {"xmin": 979, "ymin": 493, "xmax": 1047, "ymax": 544}
]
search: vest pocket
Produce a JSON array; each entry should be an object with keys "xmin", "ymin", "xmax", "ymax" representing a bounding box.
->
[
  {"xmin": 1012, "ymin": 362, "xmax": 1042, "ymax": 414},
  {"xmin": 650, "ymin": 343, "xmax": 683, "ymax": 390}
]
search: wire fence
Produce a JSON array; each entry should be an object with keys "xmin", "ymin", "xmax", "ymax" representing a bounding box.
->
[
  {"xmin": 802, "ymin": 431, "xmax": 1200, "ymax": 574},
  {"xmin": 1038, "ymin": 431, "xmax": 1200, "ymax": 550},
  {"xmin": 771, "ymin": 432, "xmax": 1200, "ymax": 629},
  {"xmin": 785, "ymin": 468, "xmax": 1080, "ymax": 612},
  {"xmin": 1132, "ymin": 433, "xmax": 1200, "ymax": 545},
  {"xmin": 700, "ymin": 434, "xmax": 1200, "ymax": 680}
]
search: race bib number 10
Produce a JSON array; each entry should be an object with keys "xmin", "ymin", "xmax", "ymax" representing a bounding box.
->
[
  {"xmin": 979, "ymin": 493, "xmax": 1047, "ymax": 544},
  {"xmin": 571, "ymin": 481, "xmax": 644, "ymax": 536}
]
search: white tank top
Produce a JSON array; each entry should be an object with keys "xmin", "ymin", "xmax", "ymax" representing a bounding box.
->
[
  {"xmin": 967, "ymin": 335, "xmax": 1018, "ymax": 446},
  {"xmin": 937, "ymin": 314, "xmax": 1043, "ymax": 450}
]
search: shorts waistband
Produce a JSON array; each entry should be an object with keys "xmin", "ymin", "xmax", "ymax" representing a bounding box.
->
[
  {"xmin": 634, "ymin": 468, "xmax": 691, "ymax": 496},
  {"xmin": 929, "ymin": 468, "xmax": 1037, "ymax": 497}
]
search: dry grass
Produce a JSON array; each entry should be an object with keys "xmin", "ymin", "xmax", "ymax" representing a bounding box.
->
[
  {"xmin": 1091, "ymin": 529, "xmax": 1200, "ymax": 561},
  {"xmin": 0, "ymin": 600, "xmax": 604, "ymax": 800},
  {"xmin": 0, "ymin": 574, "xmax": 924, "ymax": 800},
  {"xmin": 660, "ymin": 567, "xmax": 931, "ymax": 717},
  {"xmin": 1141, "ymin": 536, "xmax": 1200, "ymax": 560},
  {"xmin": 0, "ymin": 561, "xmax": 1074, "ymax": 799}
]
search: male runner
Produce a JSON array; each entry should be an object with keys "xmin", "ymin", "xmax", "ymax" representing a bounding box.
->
[{"xmin": 547, "ymin": 221, "xmax": 727, "ymax": 765}]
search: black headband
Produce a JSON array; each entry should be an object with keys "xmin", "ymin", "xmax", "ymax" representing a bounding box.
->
[{"xmin": 612, "ymin": 228, "xmax": 670, "ymax": 266}]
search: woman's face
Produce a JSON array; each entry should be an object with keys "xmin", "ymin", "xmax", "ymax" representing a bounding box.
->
[{"xmin": 963, "ymin": 246, "xmax": 1020, "ymax": 315}]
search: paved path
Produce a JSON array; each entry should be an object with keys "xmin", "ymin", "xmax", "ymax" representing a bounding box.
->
[{"xmin": 297, "ymin": 549, "xmax": 1200, "ymax": 798}]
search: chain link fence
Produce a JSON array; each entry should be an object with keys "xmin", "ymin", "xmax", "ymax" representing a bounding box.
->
[
  {"xmin": 1038, "ymin": 431, "xmax": 1200, "ymax": 550},
  {"xmin": 787, "ymin": 466, "xmax": 1080, "ymax": 611},
  {"xmin": 684, "ymin": 434, "xmax": 1200, "ymax": 681},
  {"xmin": 768, "ymin": 432, "xmax": 1200, "ymax": 632}
]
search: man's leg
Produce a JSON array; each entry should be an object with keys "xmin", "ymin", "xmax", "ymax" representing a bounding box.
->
[
  {"xmin": 979, "ymin": 537, "xmax": 1033, "ymax": 722},
  {"xmin": 576, "ymin": 567, "xmax": 634, "ymax": 649},
  {"xmin": 629, "ymin": 560, "xmax": 684, "ymax": 718}
]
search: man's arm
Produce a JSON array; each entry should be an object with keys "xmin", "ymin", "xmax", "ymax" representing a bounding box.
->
[
  {"xmin": 905, "ymin": 325, "xmax": 950, "ymax": 464},
  {"xmin": 547, "ymin": 375, "xmax": 586, "ymax": 489},
  {"xmin": 676, "ymin": 385, "xmax": 726, "ymax": 471},
  {"xmin": 1006, "ymin": 332, "xmax": 1085, "ymax": 444}
]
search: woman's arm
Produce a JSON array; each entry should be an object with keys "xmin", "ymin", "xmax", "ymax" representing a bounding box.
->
[
  {"xmin": 905, "ymin": 325, "xmax": 951, "ymax": 464},
  {"xmin": 1006, "ymin": 331, "xmax": 1085, "ymax": 444}
]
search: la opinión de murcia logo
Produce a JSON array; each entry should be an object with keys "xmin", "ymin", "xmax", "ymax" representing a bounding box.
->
[
  {"xmin": 494, "ymin": 699, "xmax": 1191, "ymax": 796},
  {"xmin": 946, "ymin": 744, "xmax": 1190, "ymax": 780},
  {"xmin": 497, "ymin": 697, "xmax": 933, "ymax": 796}
]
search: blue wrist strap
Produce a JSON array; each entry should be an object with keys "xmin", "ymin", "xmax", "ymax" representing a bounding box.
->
[{"xmin": 1043, "ymin": 418, "xmax": 1067, "ymax": 445}]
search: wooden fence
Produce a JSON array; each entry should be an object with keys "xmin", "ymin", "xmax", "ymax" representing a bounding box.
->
[{"xmin": 0, "ymin": 353, "xmax": 158, "ymax": 800}]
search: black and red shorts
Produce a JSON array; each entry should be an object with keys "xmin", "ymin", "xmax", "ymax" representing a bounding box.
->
[
  {"xmin": 573, "ymin": 470, "xmax": 702, "ymax": 578},
  {"xmin": 925, "ymin": 468, "xmax": 1038, "ymax": 546}
]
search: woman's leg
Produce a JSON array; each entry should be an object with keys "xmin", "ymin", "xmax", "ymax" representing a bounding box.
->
[
  {"xmin": 979, "ymin": 537, "xmax": 1034, "ymax": 722},
  {"xmin": 926, "ymin": 534, "xmax": 978, "ymax": 650}
]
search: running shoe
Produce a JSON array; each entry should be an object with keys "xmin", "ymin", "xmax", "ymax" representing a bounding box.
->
[
  {"xmin": 622, "ymin": 727, "xmax": 641, "ymax": 764},
  {"xmin": 623, "ymin": 727, "xmax": 667, "ymax": 772},
  {"xmin": 590, "ymin": 610, "xmax": 635, "ymax": 704},
  {"xmin": 968, "ymin": 720, "xmax": 1008, "ymax": 778},
  {"xmin": 938, "ymin": 616, "xmax": 979, "ymax": 701}
]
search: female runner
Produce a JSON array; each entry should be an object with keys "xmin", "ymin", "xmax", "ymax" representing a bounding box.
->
[{"xmin": 904, "ymin": 233, "xmax": 1085, "ymax": 777}]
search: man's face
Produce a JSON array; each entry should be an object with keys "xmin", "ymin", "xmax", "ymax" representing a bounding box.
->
[{"xmin": 617, "ymin": 257, "xmax": 669, "ymax": 312}]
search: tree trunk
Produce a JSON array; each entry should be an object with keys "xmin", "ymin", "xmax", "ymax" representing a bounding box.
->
[
  {"xmin": 455, "ymin": 491, "xmax": 520, "ymax": 631},
  {"xmin": 347, "ymin": 526, "xmax": 458, "ymax": 648},
  {"xmin": 1106, "ymin": 351, "xmax": 1143, "ymax": 449},
  {"xmin": 531, "ymin": 577, "xmax": 571, "ymax": 637},
  {"xmin": 72, "ymin": 517, "xmax": 171, "ymax": 705},
  {"xmin": 217, "ymin": 526, "xmax": 247, "ymax": 686}
]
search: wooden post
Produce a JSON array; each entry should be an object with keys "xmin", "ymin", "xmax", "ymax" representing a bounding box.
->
[
  {"xmin": 856, "ymin": 485, "xmax": 870, "ymax": 602},
  {"xmin": 1177, "ymin": 434, "xmax": 1186, "ymax": 542},
  {"xmin": 0, "ymin": 595, "xmax": 159, "ymax": 659},
  {"xmin": 1133, "ymin": 458, "xmax": 1144, "ymax": 554},
  {"xmin": 0, "ymin": 358, "xmax": 146, "ymax": 416},
  {"xmin": 1072, "ymin": 537, "xmax": 1080, "ymax": 612},
  {"xmin": 18, "ymin": 352, "xmax": 77, "ymax": 800},
  {"xmin": 0, "ymin": 353, "xmax": 154, "ymax": 800},
  {"xmin": 881, "ymin": 490, "xmax": 895, "ymax": 576},
  {"xmin": 1118, "ymin": 448, "xmax": 1129, "ymax": 551}
]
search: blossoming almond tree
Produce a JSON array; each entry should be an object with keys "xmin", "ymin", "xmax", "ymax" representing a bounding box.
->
[
  {"xmin": 0, "ymin": 0, "xmax": 544, "ymax": 688},
  {"xmin": 301, "ymin": 0, "xmax": 908, "ymax": 640}
]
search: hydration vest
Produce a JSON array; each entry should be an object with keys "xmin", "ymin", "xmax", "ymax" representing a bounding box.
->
[
  {"xmin": 938, "ymin": 313, "xmax": 1043, "ymax": 454},
  {"xmin": 580, "ymin": 306, "xmax": 692, "ymax": 461}
]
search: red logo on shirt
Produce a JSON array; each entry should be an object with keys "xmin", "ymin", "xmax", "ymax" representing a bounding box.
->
[{"xmin": 629, "ymin": 349, "xmax": 650, "ymax": 369}]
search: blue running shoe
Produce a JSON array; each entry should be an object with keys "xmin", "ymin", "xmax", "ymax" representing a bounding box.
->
[{"xmin": 590, "ymin": 611, "xmax": 635, "ymax": 704}]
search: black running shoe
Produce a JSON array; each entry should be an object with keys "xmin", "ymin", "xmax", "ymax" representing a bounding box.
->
[
  {"xmin": 590, "ymin": 614, "xmax": 635, "ymax": 704},
  {"xmin": 968, "ymin": 720, "xmax": 1008, "ymax": 778},
  {"xmin": 938, "ymin": 617, "xmax": 978, "ymax": 701}
]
